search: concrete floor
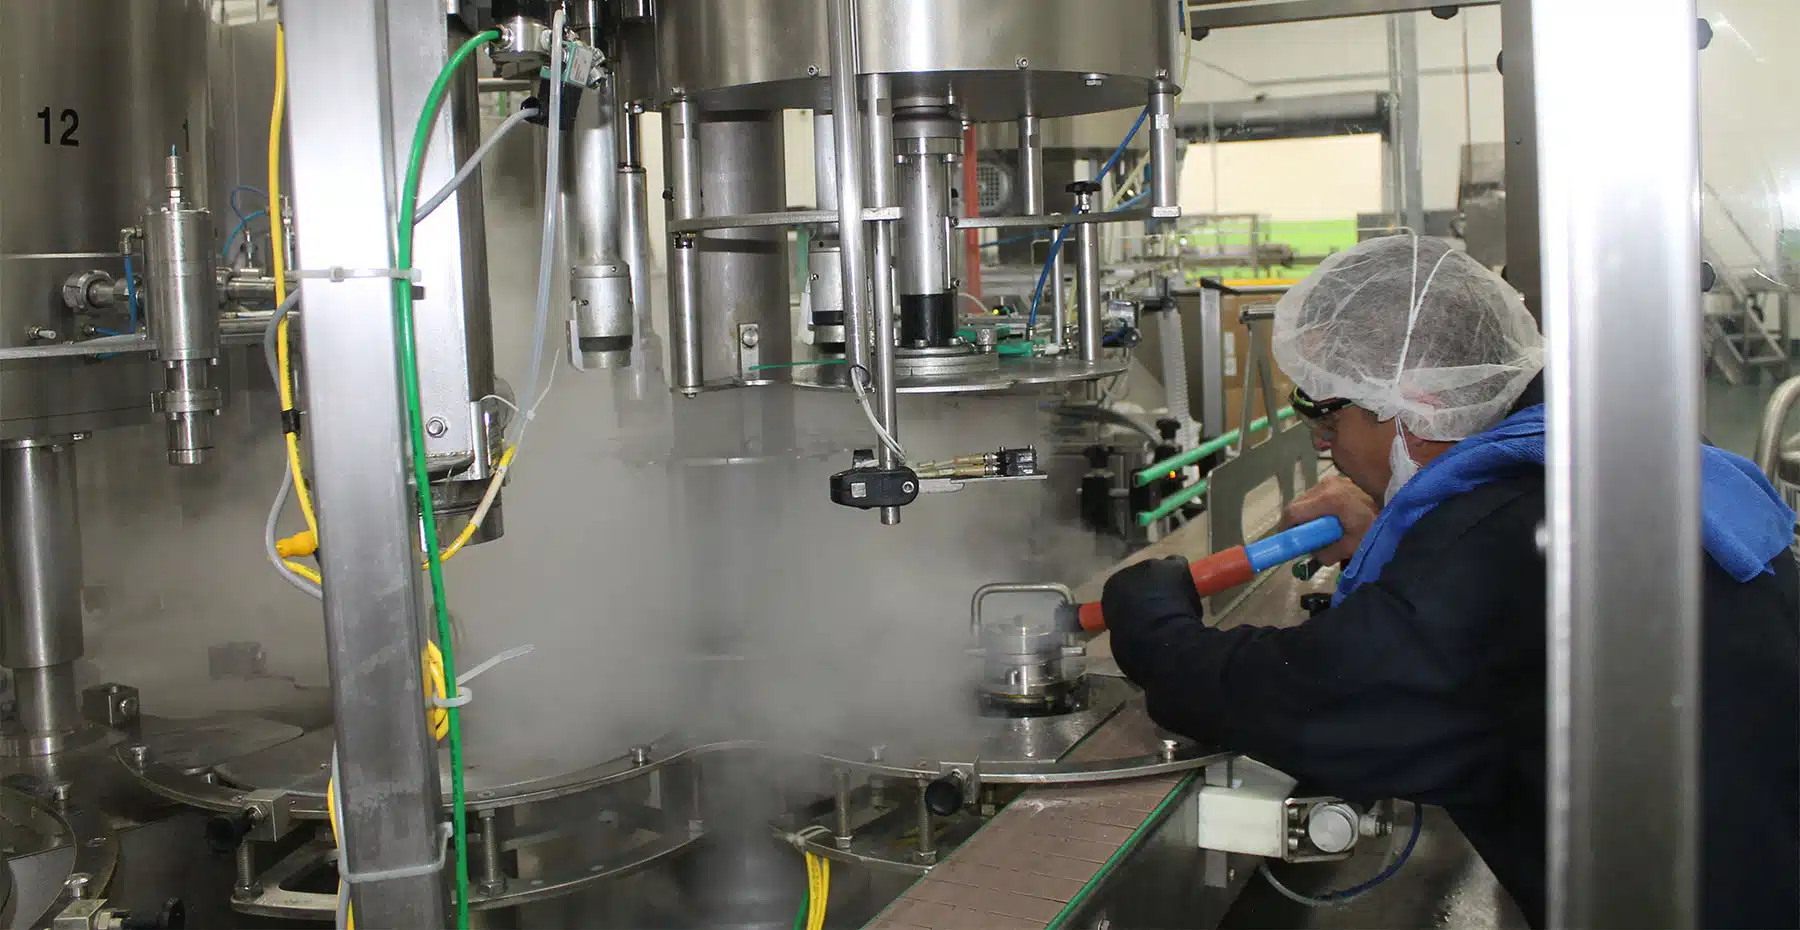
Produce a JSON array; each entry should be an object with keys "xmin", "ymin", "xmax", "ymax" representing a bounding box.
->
[{"xmin": 1706, "ymin": 372, "xmax": 1789, "ymax": 458}]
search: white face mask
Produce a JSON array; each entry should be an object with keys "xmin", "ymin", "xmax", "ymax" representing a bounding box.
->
[{"xmin": 1385, "ymin": 422, "xmax": 1420, "ymax": 505}]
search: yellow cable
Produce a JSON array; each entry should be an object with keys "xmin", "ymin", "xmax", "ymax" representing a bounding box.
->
[
  {"xmin": 269, "ymin": 26, "xmax": 318, "ymax": 548},
  {"xmin": 286, "ymin": 560, "xmax": 322, "ymax": 585},
  {"xmin": 438, "ymin": 447, "xmax": 516, "ymax": 563},
  {"xmin": 812, "ymin": 854, "xmax": 830, "ymax": 930},
  {"xmin": 805, "ymin": 853, "xmax": 819, "ymax": 930}
]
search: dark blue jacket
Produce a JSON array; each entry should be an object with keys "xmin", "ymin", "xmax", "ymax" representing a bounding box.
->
[{"xmin": 1105, "ymin": 382, "xmax": 1800, "ymax": 928}]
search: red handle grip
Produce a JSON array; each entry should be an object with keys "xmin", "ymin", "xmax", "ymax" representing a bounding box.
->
[{"xmin": 1077, "ymin": 547, "xmax": 1255, "ymax": 633}]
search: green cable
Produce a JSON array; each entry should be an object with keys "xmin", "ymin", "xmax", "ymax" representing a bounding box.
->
[
  {"xmin": 792, "ymin": 874, "xmax": 810, "ymax": 930},
  {"xmin": 1137, "ymin": 479, "xmax": 1208, "ymax": 527},
  {"xmin": 1133, "ymin": 406, "xmax": 1298, "ymax": 488},
  {"xmin": 395, "ymin": 28, "xmax": 501, "ymax": 930}
]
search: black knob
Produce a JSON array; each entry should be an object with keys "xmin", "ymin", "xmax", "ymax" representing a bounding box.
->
[
  {"xmin": 205, "ymin": 808, "xmax": 257, "ymax": 855},
  {"xmin": 1430, "ymin": 6, "xmax": 1459, "ymax": 19},
  {"xmin": 1065, "ymin": 180, "xmax": 1102, "ymax": 196},
  {"xmin": 1156, "ymin": 418, "xmax": 1181, "ymax": 441},
  {"xmin": 1700, "ymin": 261, "xmax": 1718, "ymax": 294},
  {"xmin": 1698, "ymin": 17, "xmax": 1714, "ymax": 51},
  {"xmin": 121, "ymin": 898, "xmax": 185, "ymax": 930},
  {"xmin": 1300, "ymin": 593, "xmax": 1333, "ymax": 617},
  {"xmin": 923, "ymin": 775, "xmax": 964, "ymax": 816}
]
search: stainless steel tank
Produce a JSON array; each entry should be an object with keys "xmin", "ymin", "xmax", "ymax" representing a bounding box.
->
[
  {"xmin": 654, "ymin": 0, "xmax": 1178, "ymax": 120},
  {"xmin": 0, "ymin": 0, "xmax": 213, "ymax": 440}
]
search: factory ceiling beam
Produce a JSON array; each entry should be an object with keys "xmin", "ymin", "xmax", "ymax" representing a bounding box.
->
[{"xmin": 1187, "ymin": 0, "xmax": 1497, "ymax": 32}]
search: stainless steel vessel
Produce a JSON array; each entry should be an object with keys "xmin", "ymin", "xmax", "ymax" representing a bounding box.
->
[
  {"xmin": 653, "ymin": 0, "xmax": 1178, "ymax": 119},
  {"xmin": 0, "ymin": 0, "xmax": 212, "ymax": 440}
]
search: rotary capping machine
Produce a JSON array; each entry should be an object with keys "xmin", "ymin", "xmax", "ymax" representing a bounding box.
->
[{"xmin": 0, "ymin": 1, "xmax": 1409, "ymax": 928}]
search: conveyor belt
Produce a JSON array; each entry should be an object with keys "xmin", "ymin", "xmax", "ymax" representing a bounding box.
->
[{"xmin": 865, "ymin": 698, "xmax": 1194, "ymax": 930}]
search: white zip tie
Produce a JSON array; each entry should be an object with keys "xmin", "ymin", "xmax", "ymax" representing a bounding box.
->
[
  {"xmin": 295, "ymin": 266, "xmax": 422, "ymax": 283},
  {"xmin": 429, "ymin": 644, "xmax": 535, "ymax": 709}
]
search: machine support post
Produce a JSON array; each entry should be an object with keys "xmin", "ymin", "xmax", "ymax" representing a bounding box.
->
[
  {"xmin": 1073, "ymin": 185, "xmax": 1104, "ymax": 363},
  {"xmin": 619, "ymin": 104, "xmax": 655, "ymax": 377},
  {"xmin": 665, "ymin": 98, "xmax": 704, "ymax": 393},
  {"xmin": 478, "ymin": 807, "xmax": 505, "ymax": 896},
  {"xmin": 233, "ymin": 842, "xmax": 261, "ymax": 898},
  {"xmin": 1052, "ymin": 243, "xmax": 1069, "ymax": 348},
  {"xmin": 913, "ymin": 778, "xmax": 937, "ymax": 864},
  {"xmin": 864, "ymin": 73, "xmax": 903, "ymax": 525},
  {"xmin": 833, "ymin": 768, "xmax": 854, "ymax": 849},
  {"xmin": 282, "ymin": 1, "xmax": 450, "ymax": 924},
  {"xmin": 1533, "ymin": 0, "xmax": 1702, "ymax": 924},
  {"xmin": 0, "ymin": 439, "xmax": 84, "ymax": 749},
  {"xmin": 827, "ymin": 0, "xmax": 871, "ymax": 379},
  {"xmin": 1017, "ymin": 113, "xmax": 1045, "ymax": 216}
]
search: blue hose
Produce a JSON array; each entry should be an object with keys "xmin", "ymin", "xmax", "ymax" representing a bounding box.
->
[
  {"xmin": 223, "ymin": 210, "xmax": 269, "ymax": 261},
  {"xmin": 1026, "ymin": 106, "xmax": 1150, "ymax": 334},
  {"xmin": 979, "ymin": 233, "xmax": 1037, "ymax": 250},
  {"xmin": 229, "ymin": 185, "xmax": 267, "ymax": 222},
  {"xmin": 1320, "ymin": 804, "xmax": 1424, "ymax": 900}
]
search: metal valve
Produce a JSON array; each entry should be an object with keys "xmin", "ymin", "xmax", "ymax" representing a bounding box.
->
[
  {"xmin": 204, "ymin": 807, "xmax": 259, "ymax": 855},
  {"xmin": 923, "ymin": 771, "xmax": 968, "ymax": 816}
]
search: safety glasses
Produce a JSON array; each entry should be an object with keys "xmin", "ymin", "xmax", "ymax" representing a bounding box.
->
[
  {"xmin": 1290, "ymin": 384, "xmax": 1353, "ymax": 421},
  {"xmin": 1291, "ymin": 385, "xmax": 1353, "ymax": 445}
]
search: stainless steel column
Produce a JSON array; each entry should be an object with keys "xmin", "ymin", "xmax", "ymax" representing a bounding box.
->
[
  {"xmin": 896, "ymin": 156, "xmax": 950, "ymax": 299},
  {"xmin": 1148, "ymin": 83, "xmax": 1179, "ymax": 215},
  {"xmin": 816, "ymin": 111, "xmax": 840, "ymax": 214},
  {"xmin": 696, "ymin": 110, "xmax": 790, "ymax": 383},
  {"xmin": 282, "ymin": 2, "xmax": 448, "ymax": 924},
  {"xmin": 144, "ymin": 153, "xmax": 221, "ymax": 466},
  {"xmin": 1072, "ymin": 185, "xmax": 1103, "ymax": 362},
  {"xmin": 864, "ymin": 75, "xmax": 901, "ymax": 526},
  {"xmin": 1017, "ymin": 114, "xmax": 1044, "ymax": 216},
  {"xmin": 1386, "ymin": 13, "xmax": 1425, "ymax": 234},
  {"xmin": 1501, "ymin": 0, "xmax": 1541, "ymax": 316},
  {"xmin": 664, "ymin": 98, "xmax": 704, "ymax": 393},
  {"xmin": 618, "ymin": 103, "xmax": 656, "ymax": 377},
  {"xmin": 565, "ymin": 76, "xmax": 633, "ymax": 369},
  {"xmin": 1533, "ymin": 0, "xmax": 1701, "ymax": 925},
  {"xmin": 827, "ymin": 0, "xmax": 871, "ymax": 376},
  {"xmin": 812, "ymin": 111, "xmax": 851, "ymax": 355},
  {"xmin": 0, "ymin": 439, "xmax": 82, "ymax": 743}
]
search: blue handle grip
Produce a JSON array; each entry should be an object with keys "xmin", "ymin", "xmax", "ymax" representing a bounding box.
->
[{"xmin": 1243, "ymin": 516, "xmax": 1344, "ymax": 573}]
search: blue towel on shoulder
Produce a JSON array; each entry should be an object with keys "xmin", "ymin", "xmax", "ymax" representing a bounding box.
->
[{"xmin": 1333, "ymin": 404, "xmax": 1798, "ymax": 605}]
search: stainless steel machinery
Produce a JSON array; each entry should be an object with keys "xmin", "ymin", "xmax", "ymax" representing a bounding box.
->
[{"xmin": 0, "ymin": 1, "xmax": 1729, "ymax": 928}]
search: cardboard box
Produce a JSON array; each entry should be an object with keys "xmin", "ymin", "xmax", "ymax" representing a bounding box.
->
[
  {"xmin": 1222, "ymin": 385, "xmax": 1294, "ymax": 436},
  {"xmin": 1220, "ymin": 292, "xmax": 1292, "ymax": 392}
]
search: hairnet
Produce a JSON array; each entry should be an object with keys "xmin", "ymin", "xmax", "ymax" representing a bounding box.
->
[{"xmin": 1271, "ymin": 235, "xmax": 1543, "ymax": 441}]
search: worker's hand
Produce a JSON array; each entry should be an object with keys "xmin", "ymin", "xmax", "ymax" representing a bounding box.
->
[
  {"xmin": 1101, "ymin": 557, "xmax": 1206, "ymax": 640},
  {"xmin": 1279, "ymin": 476, "xmax": 1377, "ymax": 566}
]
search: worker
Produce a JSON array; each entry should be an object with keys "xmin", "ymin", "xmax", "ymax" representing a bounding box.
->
[{"xmin": 1102, "ymin": 235, "xmax": 1799, "ymax": 928}]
